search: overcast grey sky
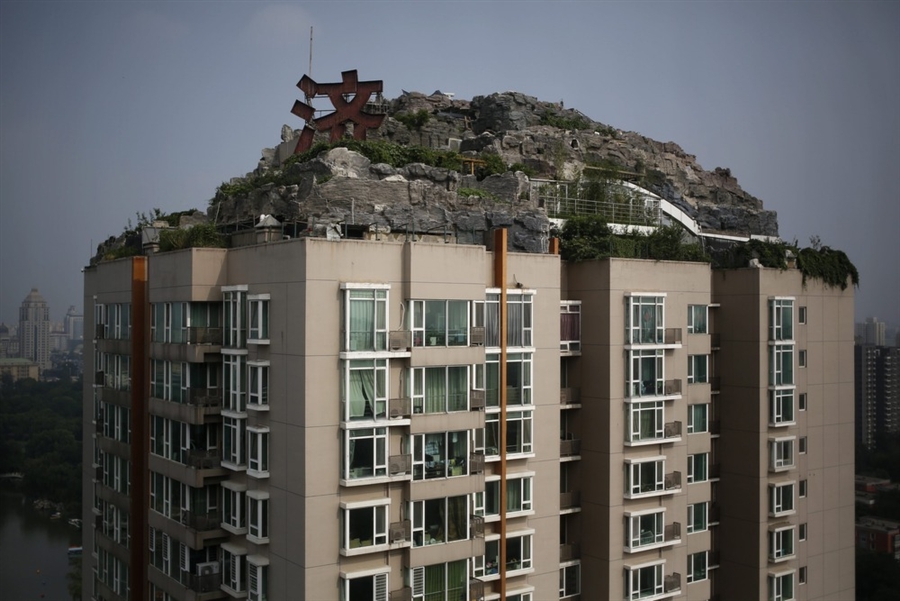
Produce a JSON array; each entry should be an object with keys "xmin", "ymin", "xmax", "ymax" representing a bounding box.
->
[{"xmin": 1, "ymin": 1, "xmax": 898, "ymax": 326}]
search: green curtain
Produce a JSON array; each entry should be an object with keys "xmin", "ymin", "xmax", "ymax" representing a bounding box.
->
[
  {"xmin": 447, "ymin": 367, "xmax": 467, "ymax": 411},
  {"xmin": 348, "ymin": 364, "xmax": 375, "ymax": 418},
  {"xmin": 425, "ymin": 367, "xmax": 446, "ymax": 413},
  {"xmin": 349, "ymin": 295, "xmax": 374, "ymax": 350}
]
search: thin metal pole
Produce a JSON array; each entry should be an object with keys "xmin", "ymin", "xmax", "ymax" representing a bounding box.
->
[{"xmin": 494, "ymin": 229, "xmax": 508, "ymax": 600}]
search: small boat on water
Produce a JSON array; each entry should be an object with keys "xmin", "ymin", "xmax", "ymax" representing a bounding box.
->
[
  {"xmin": 68, "ymin": 518, "xmax": 82, "ymax": 529},
  {"xmin": 68, "ymin": 546, "xmax": 83, "ymax": 556}
]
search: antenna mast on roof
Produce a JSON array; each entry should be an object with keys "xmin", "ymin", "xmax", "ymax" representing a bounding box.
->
[{"xmin": 306, "ymin": 26, "xmax": 313, "ymax": 103}]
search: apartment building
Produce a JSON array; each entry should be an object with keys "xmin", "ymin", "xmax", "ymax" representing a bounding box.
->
[{"xmin": 82, "ymin": 227, "xmax": 854, "ymax": 601}]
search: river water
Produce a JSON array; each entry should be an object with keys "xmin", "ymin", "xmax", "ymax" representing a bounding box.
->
[{"xmin": 0, "ymin": 486, "xmax": 82, "ymax": 601}]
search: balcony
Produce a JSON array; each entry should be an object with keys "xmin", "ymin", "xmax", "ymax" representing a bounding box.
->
[
  {"xmin": 664, "ymin": 328, "xmax": 682, "ymax": 346},
  {"xmin": 560, "ymin": 438, "xmax": 581, "ymax": 458},
  {"xmin": 186, "ymin": 449, "xmax": 220, "ymax": 470},
  {"xmin": 469, "ymin": 326, "xmax": 485, "ymax": 346},
  {"xmin": 470, "ymin": 388, "xmax": 486, "ymax": 410},
  {"xmin": 664, "ymin": 573, "xmax": 682, "ymax": 594},
  {"xmin": 560, "ymin": 387, "xmax": 581, "ymax": 406},
  {"xmin": 185, "ymin": 388, "xmax": 222, "ymax": 408},
  {"xmin": 471, "ymin": 515, "xmax": 485, "ymax": 538},
  {"xmin": 664, "ymin": 379, "xmax": 682, "ymax": 396},
  {"xmin": 469, "ymin": 578, "xmax": 485, "ymax": 601},
  {"xmin": 665, "ymin": 522, "xmax": 682, "ymax": 542},
  {"xmin": 186, "ymin": 326, "xmax": 222, "ymax": 345},
  {"xmin": 181, "ymin": 510, "xmax": 221, "ymax": 532},
  {"xmin": 183, "ymin": 570, "xmax": 221, "ymax": 594},
  {"xmin": 560, "ymin": 542, "xmax": 580, "ymax": 562},
  {"xmin": 390, "ymin": 588, "xmax": 412, "ymax": 601},
  {"xmin": 389, "ymin": 454, "xmax": 411, "ymax": 476},
  {"xmin": 664, "ymin": 471, "xmax": 682, "ymax": 491},
  {"xmin": 664, "ymin": 421, "xmax": 682, "ymax": 438},
  {"xmin": 627, "ymin": 522, "xmax": 682, "ymax": 552},
  {"xmin": 389, "ymin": 396, "xmax": 411, "ymax": 418},
  {"xmin": 469, "ymin": 453, "xmax": 485, "ymax": 475},
  {"xmin": 389, "ymin": 519, "xmax": 411, "ymax": 543},
  {"xmin": 560, "ymin": 490, "xmax": 581, "ymax": 511}
]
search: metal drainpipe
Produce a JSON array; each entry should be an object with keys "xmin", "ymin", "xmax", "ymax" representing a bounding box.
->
[
  {"xmin": 493, "ymin": 229, "xmax": 508, "ymax": 600},
  {"xmin": 129, "ymin": 256, "xmax": 148, "ymax": 600}
]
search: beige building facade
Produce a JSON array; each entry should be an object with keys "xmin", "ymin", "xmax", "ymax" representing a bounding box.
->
[{"xmin": 82, "ymin": 232, "xmax": 854, "ymax": 601}]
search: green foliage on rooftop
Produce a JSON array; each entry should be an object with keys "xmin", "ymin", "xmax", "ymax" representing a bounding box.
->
[
  {"xmin": 797, "ymin": 246, "xmax": 859, "ymax": 289},
  {"xmin": 559, "ymin": 215, "xmax": 708, "ymax": 263},
  {"xmin": 394, "ymin": 109, "xmax": 432, "ymax": 130},
  {"xmin": 540, "ymin": 111, "xmax": 591, "ymax": 131},
  {"xmin": 158, "ymin": 223, "xmax": 226, "ymax": 252}
]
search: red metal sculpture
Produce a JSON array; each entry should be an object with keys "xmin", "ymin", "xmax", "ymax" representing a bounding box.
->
[{"xmin": 291, "ymin": 70, "xmax": 386, "ymax": 154}]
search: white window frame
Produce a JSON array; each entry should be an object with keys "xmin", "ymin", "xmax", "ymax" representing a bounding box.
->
[
  {"xmin": 343, "ymin": 499, "xmax": 389, "ymax": 553},
  {"xmin": 769, "ymin": 437, "xmax": 795, "ymax": 471},
  {"xmin": 247, "ymin": 361, "xmax": 269, "ymax": 410},
  {"xmin": 484, "ymin": 352, "xmax": 533, "ymax": 408},
  {"xmin": 247, "ymin": 294, "xmax": 270, "ymax": 344},
  {"xmin": 410, "ymin": 495, "xmax": 469, "ymax": 548},
  {"xmin": 247, "ymin": 491, "xmax": 269, "ymax": 544},
  {"xmin": 221, "ymin": 483, "xmax": 247, "ymax": 534},
  {"xmin": 485, "ymin": 411, "xmax": 533, "ymax": 457},
  {"xmin": 221, "ymin": 543, "xmax": 247, "ymax": 594},
  {"xmin": 687, "ymin": 354, "xmax": 709, "ymax": 384},
  {"xmin": 624, "ymin": 561, "xmax": 665, "ymax": 601},
  {"xmin": 560, "ymin": 301, "xmax": 582, "ymax": 353},
  {"xmin": 410, "ymin": 365, "xmax": 471, "ymax": 414},
  {"xmin": 475, "ymin": 474, "xmax": 534, "ymax": 520},
  {"xmin": 223, "ymin": 288, "xmax": 247, "ymax": 349},
  {"xmin": 342, "ymin": 570, "xmax": 388, "ymax": 601},
  {"xmin": 410, "ymin": 559, "xmax": 469, "ymax": 601},
  {"xmin": 770, "ymin": 345, "xmax": 794, "ymax": 386},
  {"xmin": 769, "ymin": 482, "xmax": 796, "ymax": 517},
  {"xmin": 247, "ymin": 558, "xmax": 269, "ymax": 601},
  {"xmin": 687, "ymin": 304, "xmax": 707, "ymax": 334},
  {"xmin": 799, "ymin": 479, "xmax": 807, "ymax": 498},
  {"xmin": 769, "ymin": 389, "xmax": 795, "ymax": 426},
  {"xmin": 222, "ymin": 415, "xmax": 247, "ymax": 470},
  {"xmin": 626, "ymin": 401, "xmax": 665, "ymax": 443},
  {"xmin": 798, "ymin": 349, "xmax": 807, "ymax": 368},
  {"xmin": 625, "ymin": 509, "xmax": 665, "ymax": 550},
  {"xmin": 799, "ymin": 523, "xmax": 807, "ymax": 541},
  {"xmin": 687, "ymin": 502, "xmax": 707, "ymax": 534},
  {"xmin": 627, "ymin": 349, "xmax": 665, "ymax": 398},
  {"xmin": 343, "ymin": 285, "xmax": 388, "ymax": 352},
  {"xmin": 687, "ymin": 404, "xmax": 708, "ymax": 434},
  {"xmin": 798, "ymin": 306, "xmax": 807, "ymax": 325},
  {"xmin": 626, "ymin": 457, "xmax": 666, "ymax": 497},
  {"xmin": 798, "ymin": 392, "xmax": 807, "ymax": 412},
  {"xmin": 768, "ymin": 570, "xmax": 795, "ymax": 601},
  {"xmin": 223, "ymin": 353, "xmax": 247, "ymax": 413},
  {"xmin": 560, "ymin": 563, "xmax": 581, "ymax": 598},
  {"xmin": 769, "ymin": 298, "xmax": 794, "ymax": 342},
  {"xmin": 474, "ymin": 531, "xmax": 534, "ymax": 578},
  {"xmin": 769, "ymin": 525, "xmax": 795, "ymax": 562},
  {"xmin": 627, "ymin": 295, "xmax": 665, "ymax": 345},
  {"xmin": 412, "ymin": 431, "xmax": 470, "ymax": 480},
  {"xmin": 687, "ymin": 551, "xmax": 707, "ymax": 583},
  {"xmin": 343, "ymin": 359, "xmax": 388, "ymax": 421},
  {"xmin": 687, "ymin": 453, "xmax": 708, "ymax": 484},
  {"xmin": 343, "ymin": 427, "xmax": 388, "ymax": 482},
  {"xmin": 411, "ymin": 299, "xmax": 470, "ymax": 347},
  {"xmin": 247, "ymin": 427, "xmax": 269, "ymax": 478}
]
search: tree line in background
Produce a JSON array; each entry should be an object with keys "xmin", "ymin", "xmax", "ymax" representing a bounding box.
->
[{"xmin": 0, "ymin": 375, "xmax": 82, "ymax": 514}]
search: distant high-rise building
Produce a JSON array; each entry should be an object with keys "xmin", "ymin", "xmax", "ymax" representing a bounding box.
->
[
  {"xmin": 864, "ymin": 317, "xmax": 886, "ymax": 346},
  {"xmin": 0, "ymin": 323, "xmax": 10, "ymax": 358},
  {"xmin": 65, "ymin": 305, "xmax": 84, "ymax": 343},
  {"xmin": 18, "ymin": 288, "xmax": 50, "ymax": 371},
  {"xmin": 855, "ymin": 344, "xmax": 900, "ymax": 450}
]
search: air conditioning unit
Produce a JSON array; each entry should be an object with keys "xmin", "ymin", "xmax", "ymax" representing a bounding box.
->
[
  {"xmin": 196, "ymin": 561, "xmax": 220, "ymax": 576},
  {"xmin": 469, "ymin": 327, "xmax": 485, "ymax": 346}
]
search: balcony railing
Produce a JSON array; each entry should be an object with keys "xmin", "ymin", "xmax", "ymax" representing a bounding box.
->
[
  {"xmin": 664, "ymin": 421, "xmax": 682, "ymax": 438},
  {"xmin": 181, "ymin": 510, "xmax": 221, "ymax": 532},
  {"xmin": 469, "ymin": 579, "xmax": 485, "ymax": 601},
  {"xmin": 470, "ymin": 389, "xmax": 486, "ymax": 410},
  {"xmin": 560, "ymin": 387, "xmax": 581, "ymax": 405},
  {"xmin": 469, "ymin": 453, "xmax": 484, "ymax": 475},
  {"xmin": 664, "ymin": 522, "xmax": 682, "ymax": 542},
  {"xmin": 469, "ymin": 326, "xmax": 485, "ymax": 346},
  {"xmin": 186, "ymin": 449, "xmax": 220, "ymax": 469},
  {"xmin": 185, "ymin": 388, "xmax": 222, "ymax": 408},
  {"xmin": 664, "ymin": 471, "xmax": 682, "ymax": 491},
  {"xmin": 560, "ymin": 438, "xmax": 581, "ymax": 457},
  {"xmin": 560, "ymin": 490, "xmax": 581, "ymax": 510},
  {"xmin": 389, "ymin": 454, "xmax": 411, "ymax": 476},
  {"xmin": 186, "ymin": 326, "xmax": 222, "ymax": 345},
  {"xmin": 183, "ymin": 571, "xmax": 222, "ymax": 594},
  {"xmin": 389, "ymin": 588, "xmax": 412, "ymax": 601},
  {"xmin": 389, "ymin": 396, "xmax": 411, "ymax": 418},
  {"xmin": 664, "ymin": 328, "xmax": 682, "ymax": 345},
  {"xmin": 471, "ymin": 515, "xmax": 485, "ymax": 538},
  {"xmin": 664, "ymin": 573, "xmax": 681, "ymax": 593},
  {"xmin": 560, "ymin": 542, "xmax": 580, "ymax": 562},
  {"xmin": 389, "ymin": 520, "xmax": 411, "ymax": 543},
  {"xmin": 664, "ymin": 379, "xmax": 682, "ymax": 396}
]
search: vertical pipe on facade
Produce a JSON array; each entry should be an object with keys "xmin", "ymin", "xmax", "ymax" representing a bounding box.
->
[
  {"xmin": 129, "ymin": 256, "xmax": 148, "ymax": 600},
  {"xmin": 493, "ymin": 229, "xmax": 508, "ymax": 600}
]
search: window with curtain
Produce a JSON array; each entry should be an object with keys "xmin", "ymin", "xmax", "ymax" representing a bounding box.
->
[
  {"xmin": 345, "ymin": 427, "xmax": 386, "ymax": 480},
  {"xmin": 345, "ymin": 359, "xmax": 387, "ymax": 420},
  {"xmin": 414, "ymin": 559, "xmax": 467, "ymax": 601},
  {"xmin": 627, "ymin": 296, "xmax": 664, "ymax": 344},
  {"xmin": 628, "ymin": 350, "xmax": 663, "ymax": 397},
  {"xmin": 560, "ymin": 302, "xmax": 581, "ymax": 351},
  {"xmin": 485, "ymin": 353, "xmax": 532, "ymax": 407},
  {"xmin": 628, "ymin": 401, "xmax": 664, "ymax": 442},
  {"xmin": 346, "ymin": 289, "xmax": 387, "ymax": 351}
]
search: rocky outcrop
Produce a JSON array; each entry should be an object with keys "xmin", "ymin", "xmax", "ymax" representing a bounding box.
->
[{"xmin": 218, "ymin": 90, "xmax": 778, "ymax": 251}]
